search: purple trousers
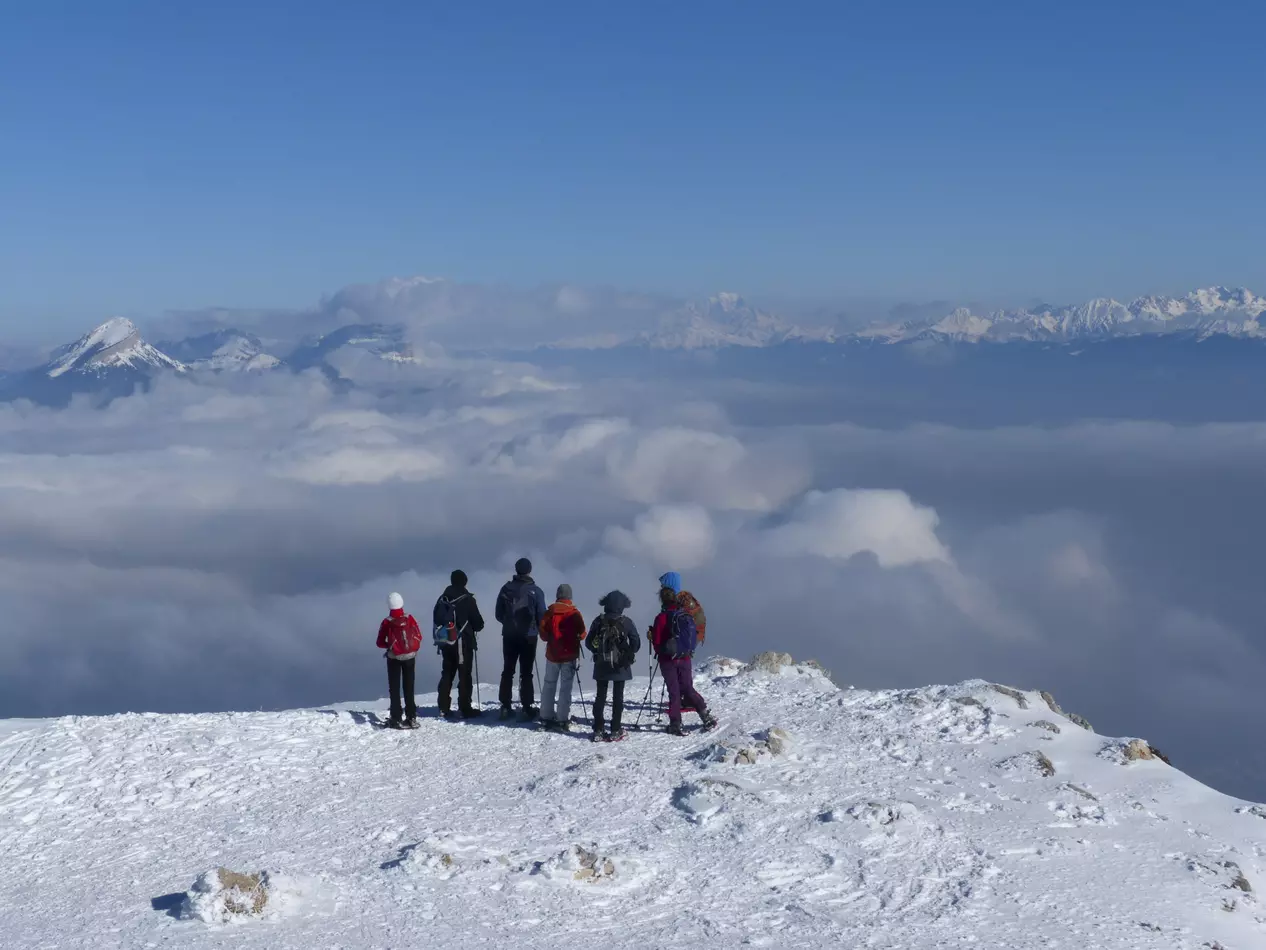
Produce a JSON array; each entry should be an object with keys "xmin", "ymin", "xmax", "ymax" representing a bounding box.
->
[{"xmin": 659, "ymin": 658, "xmax": 708, "ymax": 724}]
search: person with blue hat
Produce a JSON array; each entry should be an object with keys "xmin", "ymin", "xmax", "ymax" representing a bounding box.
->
[{"xmin": 650, "ymin": 570, "xmax": 717, "ymax": 736}]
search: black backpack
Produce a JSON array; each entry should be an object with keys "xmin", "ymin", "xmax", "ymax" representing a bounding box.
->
[
  {"xmin": 596, "ymin": 615, "xmax": 636, "ymax": 669},
  {"xmin": 500, "ymin": 582, "xmax": 537, "ymax": 637}
]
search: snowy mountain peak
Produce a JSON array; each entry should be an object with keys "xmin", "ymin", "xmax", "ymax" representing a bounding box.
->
[
  {"xmin": 647, "ymin": 293, "xmax": 835, "ymax": 349},
  {"xmin": 159, "ymin": 330, "xmax": 282, "ymax": 372},
  {"xmin": 45, "ymin": 318, "xmax": 186, "ymax": 378}
]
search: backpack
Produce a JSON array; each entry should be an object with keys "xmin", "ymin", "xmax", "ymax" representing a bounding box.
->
[
  {"xmin": 501, "ymin": 582, "xmax": 537, "ymax": 637},
  {"xmin": 386, "ymin": 615, "xmax": 422, "ymax": 659},
  {"xmin": 432, "ymin": 593, "xmax": 469, "ymax": 649},
  {"xmin": 660, "ymin": 608, "xmax": 698, "ymax": 660},
  {"xmin": 596, "ymin": 615, "xmax": 636, "ymax": 670}
]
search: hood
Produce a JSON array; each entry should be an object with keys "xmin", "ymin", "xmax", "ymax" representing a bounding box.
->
[
  {"xmin": 513, "ymin": 574, "xmax": 534, "ymax": 584},
  {"xmin": 441, "ymin": 584, "xmax": 470, "ymax": 601},
  {"xmin": 599, "ymin": 590, "xmax": 632, "ymax": 615}
]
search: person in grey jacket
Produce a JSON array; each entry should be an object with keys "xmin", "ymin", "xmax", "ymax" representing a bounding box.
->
[{"xmin": 584, "ymin": 590, "xmax": 641, "ymax": 742}]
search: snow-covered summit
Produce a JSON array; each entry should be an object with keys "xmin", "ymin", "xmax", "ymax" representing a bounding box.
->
[
  {"xmin": 45, "ymin": 318, "xmax": 186, "ymax": 378},
  {"xmin": 645, "ymin": 293, "xmax": 835, "ymax": 349},
  {"xmin": 1, "ymin": 658, "xmax": 1262, "ymax": 948},
  {"xmin": 160, "ymin": 329, "xmax": 282, "ymax": 372},
  {"xmin": 858, "ymin": 286, "xmax": 1266, "ymax": 344}
]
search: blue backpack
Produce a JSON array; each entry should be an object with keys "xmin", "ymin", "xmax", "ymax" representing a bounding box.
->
[{"xmin": 661, "ymin": 608, "xmax": 698, "ymax": 660}]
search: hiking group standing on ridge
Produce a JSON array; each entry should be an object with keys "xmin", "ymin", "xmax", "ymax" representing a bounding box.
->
[{"xmin": 375, "ymin": 559, "xmax": 717, "ymax": 741}]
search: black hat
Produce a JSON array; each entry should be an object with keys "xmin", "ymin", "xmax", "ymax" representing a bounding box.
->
[
  {"xmin": 451, "ymin": 569, "xmax": 468, "ymax": 588},
  {"xmin": 515, "ymin": 557, "xmax": 532, "ymax": 576}
]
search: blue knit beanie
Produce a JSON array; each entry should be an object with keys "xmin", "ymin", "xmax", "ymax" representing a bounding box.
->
[{"xmin": 659, "ymin": 571, "xmax": 682, "ymax": 594}]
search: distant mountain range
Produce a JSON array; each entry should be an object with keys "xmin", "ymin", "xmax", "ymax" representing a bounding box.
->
[
  {"xmin": 2, "ymin": 285, "xmax": 1262, "ymax": 406},
  {"xmin": 853, "ymin": 286, "xmax": 1266, "ymax": 345}
]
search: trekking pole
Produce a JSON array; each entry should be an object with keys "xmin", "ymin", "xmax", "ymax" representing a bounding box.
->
[
  {"xmin": 574, "ymin": 664, "xmax": 587, "ymax": 724},
  {"xmin": 633, "ymin": 662, "xmax": 657, "ymax": 728},
  {"xmin": 474, "ymin": 641, "xmax": 482, "ymax": 709}
]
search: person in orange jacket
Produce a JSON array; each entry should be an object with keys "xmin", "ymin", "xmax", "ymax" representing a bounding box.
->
[{"xmin": 538, "ymin": 584, "xmax": 586, "ymax": 731}]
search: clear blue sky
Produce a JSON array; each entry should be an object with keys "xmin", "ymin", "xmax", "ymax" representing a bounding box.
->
[{"xmin": 2, "ymin": 1, "xmax": 1263, "ymax": 333}]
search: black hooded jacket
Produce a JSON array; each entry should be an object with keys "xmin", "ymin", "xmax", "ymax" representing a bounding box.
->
[{"xmin": 585, "ymin": 590, "xmax": 641, "ymax": 682}]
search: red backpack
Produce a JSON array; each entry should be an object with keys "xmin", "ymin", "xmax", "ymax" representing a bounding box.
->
[{"xmin": 383, "ymin": 615, "xmax": 422, "ymax": 659}]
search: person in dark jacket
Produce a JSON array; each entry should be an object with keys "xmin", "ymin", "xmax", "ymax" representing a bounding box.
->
[
  {"xmin": 585, "ymin": 590, "xmax": 641, "ymax": 742},
  {"xmin": 435, "ymin": 570, "xmax": 486, "ymax": 719},
  {"xmin": 494, "ymin": 557, "xmax": 547, "ymax": 721}
]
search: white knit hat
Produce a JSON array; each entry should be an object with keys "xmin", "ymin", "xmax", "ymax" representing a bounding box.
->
[{"xmin": 387, "ymin": 592, "xmax": 404, "ymax": 611}]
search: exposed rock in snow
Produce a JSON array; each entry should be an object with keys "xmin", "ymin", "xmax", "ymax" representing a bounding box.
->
[
  {"xmin": 180, "ymin": 868, "xmax": 270, "ymax": 922},
  {"xmin": 744, "ymin": 651, "xmax": 795, "ymax": 673}
]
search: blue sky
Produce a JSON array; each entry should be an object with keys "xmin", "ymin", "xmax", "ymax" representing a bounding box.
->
[{"xmin": 1, "ymin": 1, "xmax": 1263, "ymax": 333}]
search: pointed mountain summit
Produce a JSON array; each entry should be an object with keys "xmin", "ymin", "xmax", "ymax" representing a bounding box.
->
[
  {"xmin": 1, "ymin": 318, "xmax": 186, "ymax": 406},
  {"xmin": 45, "ymin": 318, "xmax": 186, "ymax": 378}
]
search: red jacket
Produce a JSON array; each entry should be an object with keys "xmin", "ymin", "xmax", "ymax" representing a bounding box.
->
[
  {"xmin": 539, "ymin": 600, "xmax": 586, "ymax": 663},
  {"xmin": 377, "ymin": 609, "xmax": 423, "ymax": 659}
]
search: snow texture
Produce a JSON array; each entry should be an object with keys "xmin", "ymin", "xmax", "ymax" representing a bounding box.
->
[{"xmin": 1, "ymin": 662, "xmax": 1264, "ymax": 948}]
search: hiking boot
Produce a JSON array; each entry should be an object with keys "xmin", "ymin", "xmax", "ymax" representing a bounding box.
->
[
  {"xmin": 604, "ymin": 728, "xmax": 626, "ymax": 742},
  {"xmin": 555, "ymin": 721, "xmax": 572, "ymax": 733},
  {"xmin": 700, "ymin": 712, "xmax": 718, "ymax": 731},
  {"xmin": 539, "ymin": 717, "xmax": 559, "ymax": 730},
  {"xmin": 406, "ymin": 718, "xmax": 420, "ymax": 730},
  {"xmin": 499, "ymin": 706, "xmax": 513, "ymax": 721},
  {"xmin": 460, "ymin": 708, "xmax": 482, "ymax": 719},
  {"xmin": 519, "ymin": 706, "xmax": 539, "ymax": 722},
  {"xmin": 440, "ymin": 709, "xmax": 455, "ymax": 720},
  {"xmin": 665, "ymin": 721, "xmax": 685, "ymax": 737},
  {"xmin": 387, "ymin": 718, "xmax": 404, "ymax": 730},
  {"xmin": 591, "ymin": 729, "xmax": 608, "ymax": 743}
]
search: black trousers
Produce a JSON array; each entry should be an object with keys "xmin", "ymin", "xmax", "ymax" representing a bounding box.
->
[
  {"xmin": 593, "ymin": 679, "xmax": 625, "ymax": 732},
  {"xmin": 438, "ymin": 640, "xmax": 474, "ymax": 713},
  {"xmin": 499, "ymin": 635, "xmax": 537, "ymax": 709},
  {"xmin": 387, "ymin": 656, "xmax": 416, "ymax": 722}
]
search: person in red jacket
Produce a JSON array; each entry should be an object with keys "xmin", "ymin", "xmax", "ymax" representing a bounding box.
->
[
  {"xmin": 538, "ymin": 584, "xmax": 586, "ymax": 731},
  {"xmin": 376, "ymin": 591, "xmax": 423, "ymax": 730}
]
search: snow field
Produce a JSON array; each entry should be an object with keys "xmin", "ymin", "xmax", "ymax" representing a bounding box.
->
[{"xmin": 1, "ymin": 661, "xmax": 1264, "ymax": 948}]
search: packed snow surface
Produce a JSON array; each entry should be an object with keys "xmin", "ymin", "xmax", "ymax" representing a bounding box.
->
[{"xmin": 1, "ymin": 660, "xmax": 1264, "ymax": 948}]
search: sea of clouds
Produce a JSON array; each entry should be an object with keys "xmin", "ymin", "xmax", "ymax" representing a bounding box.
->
[{"xmin": 3, "ymin": 281, "xmax": 1266, "ymax": 800}]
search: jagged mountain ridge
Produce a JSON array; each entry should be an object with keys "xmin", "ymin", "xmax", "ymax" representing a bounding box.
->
[{"xmin": 856, "ymin": 286, "xmax": 1266, "ymax": 344}]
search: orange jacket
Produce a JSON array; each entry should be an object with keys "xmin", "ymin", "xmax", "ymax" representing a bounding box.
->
[
  {"xmin": 678, "ymin": 591, "xmax": 707, "ymax": 643},
  {"xmin": 540, "ymin": 600, "xmax": 586, "ymax": 663}
]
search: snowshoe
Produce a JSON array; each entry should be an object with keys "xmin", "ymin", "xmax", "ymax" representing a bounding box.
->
[
  {"xmin": 591, "ymin": 730, "xmax": 607, "ymax": 743},
  {"xmin": 538, "ymin": 717, "xmax": 560, "ymax": 730},
  {"xmin": 699, "ymin": 713, "xmax": 719, "ymax": 732},
  {"xmin": 406, "ymin": 718, "xmax": 420, "ymax": 730},
  {"xmin": 519, "ymin": 706, "xmax": 540, "ymax": 722},
  {"xmin": 604, "ymin": 729, "xmax": 627, "ymax": 742},
  {"xmin": 460, "ymin": 708, "xmax": 482, "ymax": 719},
  {"xmin": 499, "ymin": 706, "xmax": 514, "ymax": 721},
  {"xmin": 665, "ymin": 722, "xmax": 685, "ymax": 737},
  {"xmin": 387, "ymin": 718, "xmax": 405, "ymax": 730}
]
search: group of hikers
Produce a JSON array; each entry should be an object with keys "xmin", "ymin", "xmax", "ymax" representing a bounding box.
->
[{"xmin": 374, "ymin": 558, "xmax": 717, "ymax": 742}]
